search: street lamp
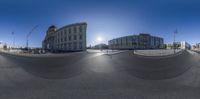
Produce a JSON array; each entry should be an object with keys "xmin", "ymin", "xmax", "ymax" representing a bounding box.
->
[
  {"xmin": 11, "ymin": 32, "xmax": 15, "ymax": 49},
  {"xmin": 173, "ymin": 29, "xmax": 178, "ymax": 54},
  {"xmin": 26, "ymin": 25, "xmax": 39, "ymax": 50}
]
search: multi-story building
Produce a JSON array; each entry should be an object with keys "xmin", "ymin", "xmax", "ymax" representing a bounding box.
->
[
  {"xmin": 173, "ymin": 41, "xmax": 191, "ymax": 50},
  {"xmin": 166, "ymin": 43, "xmax": 173, "ymax": 49},
  {"xmin": 42, "ymin": 22, "xmax": 87, "ymax": 52},
  {"xmin": 0, "ymin": 42, "xmax": 7, "ymax": 50},
  {"xmin": 94, "ymin": 43, "xmax": 108, "ymax": 49},
  {"xmin": 180, "ymin": 41, "xmax": 191, "ymax": 50},
  {"xmin": 192, "ymin": 43, "xmax": 200, "ymax": 50},
  {"xmin": 196, "ymin": 43, "xmax": 200, "ymax": 49},
  {"xmin": 108, "ymin": 33, "xmax": 164, "ymax": 50}
]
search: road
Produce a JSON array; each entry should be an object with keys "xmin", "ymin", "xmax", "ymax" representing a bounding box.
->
[{"xmin": 0, "ymin": 50, "xmax": 200, "ymax": 99}]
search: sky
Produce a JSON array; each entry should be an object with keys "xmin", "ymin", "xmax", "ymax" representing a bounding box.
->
[{"xmin": 0, "ymin": 0, "xmax": 200, "ymax": 47}]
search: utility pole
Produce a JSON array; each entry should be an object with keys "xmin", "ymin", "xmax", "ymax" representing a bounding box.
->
[
  {"xmin": 26, "ymin": 25, "xmax": 39, "ymax": 50},
  {"xmin": 173, "ymin": 29, "xmax": 178, "ymax": 54},
  {"xmin": 11, "ymin": 32, "xmax": 15, "ymax": 49}
]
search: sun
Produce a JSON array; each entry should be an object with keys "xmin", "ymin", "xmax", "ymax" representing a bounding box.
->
[{"xmin": 97, "ymin": 36, "xmax": 103, "ymax": 42}]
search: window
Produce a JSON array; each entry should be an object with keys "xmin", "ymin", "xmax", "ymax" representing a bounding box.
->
[
  {"xmin": 79, "ymin": 26, "xmax": 82, "ymax": 32},
  {"xmin": 79, "ymin": 42, "xmax": 82, "ymax": 49},
  {"xmin": 69, "ymin": 36, "xmax": 71, "ymax": 41},
  {"xmin": 74, "ymin": 27, "xmax": 77, "ymax": 33},
  {"xmin": 79, "ymin": 35, "xmax": 82, "ymax": 40},
  {"xmin": 64, "ymin": 30, "xmax": 67, "ymax": 35},
  {"xmin": 61, "ymin": 38, "xmax": 63, "ymax": 42},
  {"xmin": 126, "ymin": 37, "xmax": 128, "ymax": 45},
  {"xmin": 74, "ymin": 35, "xmax": 77, "ymax": 40},
  {"xmin": 69, "ymin": 28, "xmax": 71, "ymax": 34},
  {"xmin": 61, "ymin": 31, "xmax": 63, "ymax": 36},
  {"xmin": 61, "ymin": 44, "xmax": 63, "ymax": 49},
  {"xmin": 64, "ymin": 43, "xmax": 67, "ymax": 49},
  {"xmin": 64, "ymin": 37, "xmax": 67, "ymax": 41},
  {"xmin": 58, "ymin": 44, "xmax": 60, "ymax": 49},
  {"xmin": 68, "ymin": 43, "xmax": 72, "ymax": 50},
  {"xmin": 73, "ymin": 42, "xmax": 77, "ymax": 50}
]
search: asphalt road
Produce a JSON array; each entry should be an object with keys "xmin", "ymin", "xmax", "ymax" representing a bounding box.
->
[{"xmin": 0, "ymin": 50, "xmax": 200, "ymax": 99}]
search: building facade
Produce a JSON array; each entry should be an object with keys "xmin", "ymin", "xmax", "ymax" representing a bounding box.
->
[
  {"xmin": 192, "ymin": 43, "xmax": 200, "ymax": 50},
  {"xmin": 42, "ymin": 22, "xmax": 87, "ymax": 52},
  {"xmin": 94, "ymin": 43, "xmax": 108, "ymax": 49},
  {"xmin": 0, "ymin": 42, "xmax": 7, "ymax": 50},
  {"xmin": 108, "ymin": 33, "xmax": 164, "ymax": 50},
  {"xmin": 180, "ymin": 41, "xmax": 191, "ymax": 50},
  {"xmin": 173, "ymin": 41, "xmax": 191, "ymax": 50}
]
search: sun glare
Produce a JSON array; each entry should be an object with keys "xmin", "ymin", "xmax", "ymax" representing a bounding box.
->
[{"xmin": 97, "ymin": 36, "xmax": 103, "ymax": 42}]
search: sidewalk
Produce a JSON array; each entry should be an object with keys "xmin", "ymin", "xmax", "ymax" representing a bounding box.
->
[
  {"xmin": 0, "ymin": 50, "xmax": 86, "ymax": 58},
  {"xmin": 87, "ymin": 49, "xmax": 128, "ymax": 55},
  {"xmin": 134, "ymin": 49, "xmax": 183, "ymax": 56}
]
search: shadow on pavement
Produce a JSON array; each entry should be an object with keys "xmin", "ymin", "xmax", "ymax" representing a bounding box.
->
[
  {"xmin": 0, "ymin": 52, "xmax": 88, "ymax": 79},
  {"xmin": 113, "ymin": 50, "xmax": 197, "ymax": 80}
]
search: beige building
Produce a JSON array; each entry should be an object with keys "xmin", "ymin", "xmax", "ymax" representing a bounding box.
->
[{"xmin": 42, "ymin": 22, "xmax": 87, "ymax": 52}]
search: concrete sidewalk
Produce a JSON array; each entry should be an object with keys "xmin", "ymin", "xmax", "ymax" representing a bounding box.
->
[
  {"xmin": 134, "ymin": 49, "xmax": 182, "ymax": 56},
  {"xmin": 0, "ymin": 50, "xmax": 86, "ymax": 58},
  {"xmin": 87, "ymin": 49, "xmax": 128, "ymax": 55}
]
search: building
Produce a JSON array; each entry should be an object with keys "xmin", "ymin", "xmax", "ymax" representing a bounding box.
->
[
  {"xmin": 192, "ymin": 43, "xmax": 200, "ymax": 50},
  {"xmin": 94, "ymin": 43, "xmax": 108, "ymax": 49},
  {"xmin": 108, "ymin": 33, "xmax": 164, "ymax": 50},
  {"xmin": 180, "ymin": 41, "xmax": 191, "ymax": 50},
  {"xmin": 0, "ymin": 42, "xmax": 7, "ymax": 50},
  {"xmin": 165, "ymin": 41, "xmax": 191, "ymax": 50},
  {"xmin": 42, "ymin": 22, "xmax": 87, "ymax": 52},
  {"xmin": 196, "ymin": 43, "xmax": 200, "ymax": 49},
  {"xmin": 166, "ymin": 43, "xmax": 173, "ymax": 49}
]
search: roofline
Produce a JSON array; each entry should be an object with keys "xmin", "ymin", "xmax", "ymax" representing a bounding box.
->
[
  {"xmin": 108, "ymin": 34, "xmax": 163, "ymax": 41},
  {"xmin": 56, "ymin": 22, "xmax": 87, "ymax": 32}
]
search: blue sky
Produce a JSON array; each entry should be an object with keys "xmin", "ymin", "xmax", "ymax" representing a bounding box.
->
[{"xmin": 0, "ymin": 0, "xmax": 200, "ymax": 47}]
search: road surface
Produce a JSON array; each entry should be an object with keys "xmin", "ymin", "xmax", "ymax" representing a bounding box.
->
[{"xmin": 0, "ymin": 50, "xmax": 200, "ymax": 99}]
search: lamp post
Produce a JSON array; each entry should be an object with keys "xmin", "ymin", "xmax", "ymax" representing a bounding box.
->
[
  {"xmin": 173, "ymin": 29, "xmax": 178, "ymax": 54},
  {"xmin": 26, "ymin": 25, "xmax": 39, "ymax": 51},
  {"xmin": 11, "ymin": 32, "xmax": 15, "ymax": 49}
]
